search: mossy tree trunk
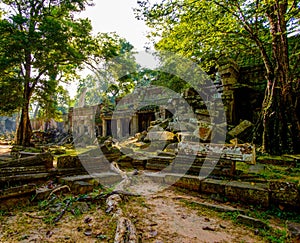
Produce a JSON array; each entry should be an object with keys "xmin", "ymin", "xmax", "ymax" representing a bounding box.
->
[{"xmin": 259, "ymin": 1, "xmax": 300, "ymax": 155}]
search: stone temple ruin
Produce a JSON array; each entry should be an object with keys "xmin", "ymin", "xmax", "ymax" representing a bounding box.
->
[
  {"xmin": 55, "ymin": 61, "xmax": 265, "ymax": 144},
  {"xmin": 1, "ymin": 61, "xmax": 300, "ymax": 214},
  {"xmin": 0, "ymin": 116, "xmax": 16, "ymax": 134}
]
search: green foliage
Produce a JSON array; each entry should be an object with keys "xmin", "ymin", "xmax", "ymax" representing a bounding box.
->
[
  {"xmin": 136, "ymin": 0, "xmax": 299, "ymax": 70},
  {"xmin": 33, "ymin": 80, "xmax": 71, "ymax": 121},
  {"xmin": 0, "ymin": 75, "xmax": 23, "ymax": 115},
  {"xmin": 136, "ymin": 68, "xmax": 189, "ymax": 93},
  {"xmin": 75, "ymin": 33, "xmax": 139, "ymax": 106},
  {"xmin": 0, "ymin": 0, "xmax": 96, "ymax": 144}
]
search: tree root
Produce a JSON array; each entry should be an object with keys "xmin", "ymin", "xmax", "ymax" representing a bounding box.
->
[
  {"xmin": 106, "ymin": 161, "xmax": 138, "ymax": 242},
  {"xmin": 114, "ymin": 217, "xmax": 137, "ymax": 243}
]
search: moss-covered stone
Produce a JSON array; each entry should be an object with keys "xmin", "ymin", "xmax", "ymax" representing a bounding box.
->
[
  {"xmin": 165, "ymin": 174, "xmax": 201, "ymax": 191},
  {"xmin": 269, "ymin": 181, "xmax": 300, "ymax": 207},
  {"xmin": 201, "ymin": 178, "xmax": 228, "ymax": 195},
  {"xmin": 225, "ymin": 181, "xmax": 269, "ymax": 207},
  {"xmin": 57, "ymin": 155, "xmax": 82, "ymax": 169}
]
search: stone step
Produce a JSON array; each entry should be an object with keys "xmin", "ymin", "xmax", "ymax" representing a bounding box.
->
[
  {"xmin": 59, "ymin": 172, "xmax": 122, "ymax": 188},
  {"xmin": 0, "ymin": 165, "xmax": 48, "ymax": 176},
  {"xmin": 0, "ymin": 173, "xmax": 51, "ymax": 184},
  {"xmin": 0, "ymin": 153, "xmax": 53, "ymax": 168},
  {"xmin": 0, "ymin": 184, "xmax": 36, "ymax": 200}
]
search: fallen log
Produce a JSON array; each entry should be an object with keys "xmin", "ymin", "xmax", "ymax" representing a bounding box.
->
[
  {"xmin": 25, "ymin": 213, "xmax": 44, "ymax": 219},
  {"xmin": 19, "ymin": 151, "xmax": 41, "ymax": 158},
  {"xmin": 47, "ymin": 185, "xmax": 71, "ymax": 200},
  {"xmin": 110, "ymin": 162, "xmax": 131, "ymax": 192}
]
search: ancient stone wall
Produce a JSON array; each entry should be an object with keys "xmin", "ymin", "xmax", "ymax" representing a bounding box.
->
[
  {"xmin": 218, "ymin": 61, "xmax": 266, "ymax": 125},
  {"xmin": 0, "ymin": 117, "xmax": 16, "ymax": 134}
]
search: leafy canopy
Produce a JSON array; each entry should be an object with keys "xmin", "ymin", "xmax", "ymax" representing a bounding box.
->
[
  {"xmin": 0, "ymin": 0, "xmax": 95, "ymax": 115},
  {"xmin": 136, "ymin": 0, "xmax": 300, "ymax": 72},
  {"xmin": 76, "ymin": 33, "xmax": 139, "ymax": 107}
]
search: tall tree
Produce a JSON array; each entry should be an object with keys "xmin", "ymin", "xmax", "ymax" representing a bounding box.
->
[
  {"xmin": 0, "ymin": 0, "xmax": 94, "ymax": 146},
  {"xmin": 78, "ymin": 33, "xmax": 139, "ymax": 106},
  {"xmin": 137, "ymin": 0, "xmax": 300, "ymax": 154}
]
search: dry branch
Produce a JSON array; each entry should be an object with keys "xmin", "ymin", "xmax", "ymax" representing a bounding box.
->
[
  {"xmin": 47, "ymin": 185, "xmax": 71, "ymax": 200},
  {"xmin": 54, "ymin": 200, "xmax": 72, "ymax": 223}
]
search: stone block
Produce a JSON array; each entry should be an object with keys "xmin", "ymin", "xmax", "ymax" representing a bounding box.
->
[
  {"xmin": 143, "ymin": 141, "xmax": 169, "ymax": 152},
  {"xmin": 59, "ymin": 174, "xmax": 98, "ymax": 186},
  {"xmin": 72, "ymin": 181, "xmax": 93, "ymax": 195},
  {"xmin": 269, "ymin": 181, "xmax": 300, "ymax": 207},
  {"xmin": 34, "ymin": 187, "xmax": 52, "ymax": 201},
  {"xmin": 0, "ymin": 184, "xmax": 36, "ymax": 200},
  {"xmin": 201, "ymin": 178, "xmax": 228, "ymax": 195},
  {"xmin": 80, "ymin": 156, "xmax": 112, "ymax": 173},
  {"xmin": 225, "ymin": 181, "xmax": 269, "ymax": 207},
  {"xmin": 144, "ymin": 172, "xmax": 165, "ymax": 184},
  {"xmin": 146, "ymin": 131, "xmax": 176, "ymax": 141},
  {"xmin": 227, "ymin": 120, "xmax": 253, "ymax": 142},
  {"xmin": 57, "ymin": 155, "xmax": 82, "ymax": 169},
  {"xmin": 164, "ymin": 143, "xmax": 178, "ymax": 153},
  {"xmin": 93, "ymin": 173, "xmax": 122, "ymax": 186},
  {"xmin": 156, "ymin": 151, "xmax": 176, "ymax": 158},
  {"xmin": 132, "ymin": 158, "xmax": 147, "ymax": 170},
  {"xmin": 146, "ymin": 156, "xmax": 174, "ymax": 171},
  {"xmin": 192, "ymin": 201, "xmax": 242, "ymax": 213},
  {"xmin": 165, "ymin": 174, "xmax": 201, "ymax": 191}
]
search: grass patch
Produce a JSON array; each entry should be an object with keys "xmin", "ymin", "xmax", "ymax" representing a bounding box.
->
[{"xmin": 236, "ymin": 161, "xmax": 300, "ymax": 184}]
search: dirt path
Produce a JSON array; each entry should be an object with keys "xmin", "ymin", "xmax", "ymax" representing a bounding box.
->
[
  {"xmin": 135, "ymin": 189, "xmax": 264, "ymax": 243},
  {"xmin": 0, "ymin": 145, "xmax": 11, "ymax": 155},
  {"xmin": 0, "ymin": 186, "xmax": 280, "ymax": 242},
  {"xmin": 0, "ymin": 145, "xmax": 12, "ymax": 161}
]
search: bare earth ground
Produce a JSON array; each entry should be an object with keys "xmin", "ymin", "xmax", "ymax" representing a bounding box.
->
[
  {"xmin": 0, "ymin": 186, "xmax": 274, "ymax": 243},
  {"xmin": 141, "ymin": 190, "xmax": 262, "ymax": 243},
  {"xmin": 0, "ymin": 145, "xmax": 12, "ymax": 156}
]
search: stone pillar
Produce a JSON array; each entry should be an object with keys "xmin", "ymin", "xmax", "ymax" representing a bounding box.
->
[
  {"xmin": 102, "ymin": 119, "xmax": 107, "ymax": 137},
  {"xmin": 79, "ymin": 121, "xmax": 84, "ymax": 136},
  {"xmin": 117, "ymin": 118, "xmax": 122, "ymax": 138},
  {"xmin": 131, "ymin": 115, "xmax": 138, "ymax": 135},
  {"xmin": 159, "ymin": 107, "xmax": 166, "ymax": 120},
  {"xmin": 218, "ymin": 61, "xmax": 239, "ymax": 125}
]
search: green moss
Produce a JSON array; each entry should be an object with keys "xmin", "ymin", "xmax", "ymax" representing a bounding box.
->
[{"xmin": 236, "ymin": 159, "xmax": 300, "ymax": 183}]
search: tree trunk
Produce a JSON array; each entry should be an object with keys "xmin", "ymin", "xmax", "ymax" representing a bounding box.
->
[
  {"xmin": 16, "ymin": 82, "xmax": 32, "ymax": 146},
  {"xmin": 258, "ymin": 0, "xmax": 300, "ymax": 155},
  {"xmin": 262, "ymin": 83, "xmax": 300, "ymax": 155},
  {"xmin": 16, "ymin": 102, "xmax": 32, "ymax": 146},
  {"xmin": 16, "ymin": 47, "xmax": 34, "ymax": 146}
]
